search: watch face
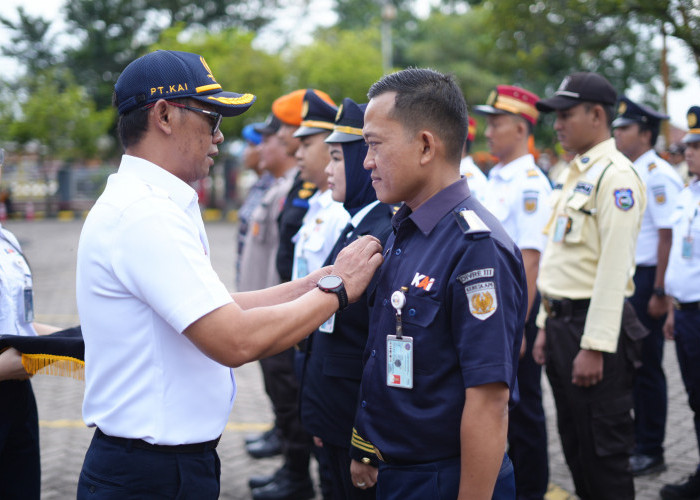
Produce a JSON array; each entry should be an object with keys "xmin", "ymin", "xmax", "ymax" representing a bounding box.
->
[{"xmin": 320, "ymin": 275, "xmax": 343, "ymax": 289}]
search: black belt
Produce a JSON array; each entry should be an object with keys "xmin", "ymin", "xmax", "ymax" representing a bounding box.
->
[
  {"xmin": 96, "ymin": 428, "xmax": 220, "ymax": 454},
  {"xmin": 543, "ymin": 297, "xmax": 590, "ymax": 318},
  {"xmin": 673, "ymin": 300, "xmax": 700, "ymax": 311}
]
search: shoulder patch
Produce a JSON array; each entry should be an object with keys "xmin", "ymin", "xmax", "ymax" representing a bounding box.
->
[
  {"xmin": 574, "ymin": 181, "xmax": 593, "ymax": 196},
  {"xmin": 527, "ymin": 168, "xmax": 539, "ymax": 178},
  {"xmin": 302, "ymin": 182, "xmax": 316, "ymax": 190},
  {"xmin": 453, "ymin": 208, "xmax": 491, "ymax": 237},
  {"xmin": 523, "ymin": 190, "xmax": 538, "ymax": 213},
  {"xmin": 464, "ymin": 281, "xmax": 498, "ymax": 320},
  {"xmin": 648, "ymin": 162, "xmax": 657, "ymax": 172},
  {"xmin": 651, "ymin": 185, "xmax": 667, "ymax": 205},
  {"xmin": 457, "ymin": 268, "xmax": 494, "ymax": 284},
  {"xmin": 613, "ymin": 188, "xmax": 635, "ymax": 211}
]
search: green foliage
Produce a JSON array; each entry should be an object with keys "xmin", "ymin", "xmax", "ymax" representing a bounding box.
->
[
  {"xmin": 0, "ymin": 7, "xmax": 58, "ymax": 74},
  {"xmin": 287, "ymin": 27, "xmax": 384, "ymax": 103},
  {"xmin": 8, "ymin": 69, "xmax": 114, "ymax": 160},
  {"xmin": 151, "ymin": 26, "xmax": 287, "ymax": 138}
]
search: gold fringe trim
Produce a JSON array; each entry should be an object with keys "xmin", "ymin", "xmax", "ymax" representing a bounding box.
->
[{"xmin": 21, "ymin": 353, "xmax": 85, "ymax": 380}]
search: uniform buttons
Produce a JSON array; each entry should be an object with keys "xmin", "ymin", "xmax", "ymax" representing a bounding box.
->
[
  {"xmin": 371, "ymin": 349, "xmax": 376, "ymax": 357},
  {"xmin": 394, "ymin": 248, "xmax": 402, "ymax": 256},
  {"xmin": 408, "ymin": 308, "xmax": 416, "ymax": 317},
  {"xmin": 361, "ymin": 400, "xmax": 367, "ymax": 408}
]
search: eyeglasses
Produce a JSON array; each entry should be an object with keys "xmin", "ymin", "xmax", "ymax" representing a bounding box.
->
[{"xmin": 144, "ymin": 101, "xmax": 223, "ymax": 136}]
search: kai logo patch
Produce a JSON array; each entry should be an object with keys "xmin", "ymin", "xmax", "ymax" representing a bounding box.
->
[
  {"xmin": 652, "ymin": 185, "xmax": 667, "ymax": 204},
  {"xmin": 411, "ymin": 272, "xmax": 435, "ymax": 292},
  {"xmin": 523, "ymin": 190, "xmax": 538, "ymax": 213},
  {"xmin": 464, "ymin": 281, "xmax": 498, "ymax": 320},
  {"xmin": 614, "ymin": 188, "xmax": 635, "ymax": 211}
]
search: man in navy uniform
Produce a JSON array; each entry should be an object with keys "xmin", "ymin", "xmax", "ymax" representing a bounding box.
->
[
  {"xmin": 660, "ymin": 105, "xmax": 700, "ymax": 500},
  {"xmin": 300, "ymin": 97, "xmax": 395, "ymax": 499},
  {"xmin": 613, "ymin": 96, "xmax": 683, "ymax": 476},
  {"xmin": 355, "ymin": 68, "xmax": 526, "ymax": 498}
]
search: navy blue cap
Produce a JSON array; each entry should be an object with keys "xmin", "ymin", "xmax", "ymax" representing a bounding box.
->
[
  {"xmin": 536, "ymin": 72, "xmax": 617, "ymax": 112},
  {"xmin": 612, "ymin": 96, "xmax": 669, "ymax": 129},
  {"xmin": 683, "ymin": 106, "xmax": 700, "ymax": 144},
  {"xmin": 325, "ymin": 98, "xmax": 367, "ymax": 143},
  {"xmin": 293, "ymin": 89, "xmax": 337, "ymax": 138},
  {"xmin": 114, "ymin": 50, "xmax": 256, "ymax": 117},
  {"xmin": 254, "ymin": 113, "xmax": 282, "ymax": 136},
  {"xmin": 242, "ymin": 123, "xmax": 263, "ymax": 145}
]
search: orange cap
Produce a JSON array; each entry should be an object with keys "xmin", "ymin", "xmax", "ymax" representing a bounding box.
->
[{"xmin": 272, "ymin": 89, "xmax": 335, "ymax": 126}]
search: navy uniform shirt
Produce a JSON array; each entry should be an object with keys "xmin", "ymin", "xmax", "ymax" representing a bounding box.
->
[
  {"xmin": 276, "ymin": 172, "xmax": 317, "ymax": 282},
  {"xmin": 355, "ymin": 179, "xmax": 527, "ymax": 463},
  {"xmin": 300, "ymin": 201, "xmax": 394, "ymax": 454}
]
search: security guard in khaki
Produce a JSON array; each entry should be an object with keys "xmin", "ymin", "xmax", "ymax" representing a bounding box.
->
[{"xmin": 533, "ymin": 72, "xmax": 646, "ymax": 500}]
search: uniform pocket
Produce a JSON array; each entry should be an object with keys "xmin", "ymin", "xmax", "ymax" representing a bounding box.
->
[{"xmin": 590, "ymin": 394, "xmax": 634, "ymax": 457}]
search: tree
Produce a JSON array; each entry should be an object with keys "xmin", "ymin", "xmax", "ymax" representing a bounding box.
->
[
  {"xmin": 9, "ymin": 69, "xmax": 114, "ymax": 161},
  {"xmin": 287, "ymin": 27, "xmax": 384, "ymax": 103},
  {"xmin": 0, "ymin": 7, "xmax": 58, "ymax": 74}
]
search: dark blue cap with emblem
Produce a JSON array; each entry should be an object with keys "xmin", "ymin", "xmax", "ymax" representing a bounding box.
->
[
  {"xmin": 536, "ymin": 72, "xmax": 616, "ymax": 112},
  {"xmin": 293, "ymin": 89, "xmax": 338, "ymax": 138},
  {"xmin": 612, "ymin": 96, "xmax": 669, "ymax": 130},
  {"xmin": 683, "ymin": 106, "xmax": 700, "ymax": 144},
  {"xmin": 114, "ymin": 50, "xmax": 256, "ymax": 117},
  {"xmin": 326, "ymin": 98, "xmax": 367, "ymax": 143}
]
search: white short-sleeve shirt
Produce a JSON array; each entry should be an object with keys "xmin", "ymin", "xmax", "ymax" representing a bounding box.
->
[
  {"xmin": 0, "ymin": 226, "xmax": 37, "ymax": 337},
  {"xmin": 665, "ymin": 180, "xmax": 700, "ymax": 302},
  {"xmin": 460, "ymin": 156, "xmax": 488, "ymax": 205},
  {"xmin": 291, "ymin": 189, "xmax": 350, "ymax": 279},
  {"xmin": 484, "ymin": 154, "xmax": 552, "ymax": 253},
  {"xmin": 632, "ymin": 149, "xmax": 684, "ymax": 266},
  {"xmin": 77, "ymin": 155, "xmax": 235, "ymax": 445}
]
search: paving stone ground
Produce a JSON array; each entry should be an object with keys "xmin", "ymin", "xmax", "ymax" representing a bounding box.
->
[{"xmin": 6, "ymin": 218, "xmax": 697, "ymax": 500}]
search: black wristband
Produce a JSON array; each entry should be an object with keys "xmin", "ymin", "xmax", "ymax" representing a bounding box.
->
[{"xmin": 652, "ymin": 287, "xmax": 666, "ymax": 297}]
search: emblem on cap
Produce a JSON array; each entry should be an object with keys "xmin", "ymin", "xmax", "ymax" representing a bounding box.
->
[
  {"xmin": 335, "ymin": 104, "xmax": 344, "ymax": 122},
  {"xmin": 486, "ymin": 90, "xmax": 497, "ymax": 106},
  {"xmin": 200, "ymin": 56, "xmax": 215, "ymax": 82},
  {"xmin": 689, "ymin": 112, "xmax": 698, "ymax": 129},
  {"xmin": 301, "ymin": 99, "xmax": 310, "ymax": 119},
  {"xmin": 618, "ymin": 101, "xmax": 627, "ymax": 115}
]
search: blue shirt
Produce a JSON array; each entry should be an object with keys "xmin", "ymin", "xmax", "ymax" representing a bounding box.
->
[{"xmin": 355, "ymin": 178, "xmax": 526, "ymax": 463}]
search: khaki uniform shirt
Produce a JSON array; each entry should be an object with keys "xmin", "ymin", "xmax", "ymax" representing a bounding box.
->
[{"xmin": 536, "ymin": 138, "xmax": 646, "ymax": 353}]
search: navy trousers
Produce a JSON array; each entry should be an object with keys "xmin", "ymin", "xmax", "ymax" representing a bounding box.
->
[
  {"xmin": 0, "ymin": 379, "xmax": 40, "ymax": 500},
  {"xmin": 630, "ymin": 265, "xmax": 667, "ymax": 457},
  {"xmin": 321, "ymin": 441, "xmax": 376, "ymax": 500},
  {"xmin": 508, "ymin": 294, "xmax": 548, "ymax": 500},
  {"xmin": 376, "ymin": 454, "xmax": 515, "ymax": 500},
  {"xmin": 77, "ymin": 429, "xmax": 220, "ymax": 499},
  {"xmin": 673, "ymin": 309, "xmax": 700, "ymax": 461}
]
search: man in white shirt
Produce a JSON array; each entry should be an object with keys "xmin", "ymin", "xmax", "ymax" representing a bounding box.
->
[
  {"xmin": 613, "ymin": 95, "xmax": 683, "ymax": 476},
  {"xmin": 474, "ymin": 84, "xmax": 551, "ymax": 500},
  {"xmin": 75, "ymin": 49, "xmax": 382, "ymax": 500}
]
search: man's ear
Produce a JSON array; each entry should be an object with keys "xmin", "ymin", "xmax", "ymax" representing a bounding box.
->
[
  {"xmin": 419, "ymin": 130, "xmax": 437, "ymax": 166},
  {"xmin": 151, "ymin": 99, "xmax": 174, "ymax": 135}
]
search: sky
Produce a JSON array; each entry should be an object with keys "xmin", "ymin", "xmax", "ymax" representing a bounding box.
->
[{"xmin": 1, "ymin": 0, "xmax": 698, "ymax": 129}]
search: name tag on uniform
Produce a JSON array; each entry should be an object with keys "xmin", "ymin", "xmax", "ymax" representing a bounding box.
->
[
  {"xmin": 552, "ymin": 215, "xmax": 570, "ymax": 243},
  {"xmin": 296, "ymin": 256, "xmax": 309, "ymax": 278},
  {"xmin": 22, "ymin": 274, "xmax": 34, "ymax": 323},
  {"xmin": 319, "ymin": 313, "xmax": 335, "ymax": 333},
  {"xmin": 682, "ymin": 237, "xmax": 694, "ymax": 260},
  {"xmin": 386, "ymin": 335, "xmax": 413, "ymax": 389}
]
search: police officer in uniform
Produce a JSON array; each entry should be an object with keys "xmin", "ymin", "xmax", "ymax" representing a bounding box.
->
[
  {"xmin": 660, "ymin": 106, "xmax": 700, "ymax": 500},
  {"xmin": 460, "ymin": 116, "xmax": 488, "ymax": 203},
  {"xmin": 474, "ymin": 84, "xmax": 551, "ymax": 500},
  {"xmin": 355, "ymin": 68, "xmax": 526, "ymax": 499},
  {"xmin": 533, "ymin": 72, "xmax": 646, "ymax": 500},
  {"xmin": 300, "ymin": 97, "xmax": 396, "ymax": 499},
  {"xmin": 613, "ymin": 96, "xmax": 683, "ymax": 475}
]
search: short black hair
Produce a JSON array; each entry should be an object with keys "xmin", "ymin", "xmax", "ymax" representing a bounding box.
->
[
  {"xmin": 583, "ymin": 102, "xmax": 615, "ymax": 129},
  {"xmin": 638, "ymin": 121, "xmax": 660, "ymax": 148},
  {"xmin": 113, "ymin": 94, "xmax": 189, "ymax": 150},
  {"xmin": 368, "ymin": 68, "xmax": 467, "ymax": 163}
]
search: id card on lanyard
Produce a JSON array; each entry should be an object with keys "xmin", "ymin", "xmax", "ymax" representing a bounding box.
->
[{"xmin": 683, "ymin": 206, "xmax": 698, "ymax": 260}]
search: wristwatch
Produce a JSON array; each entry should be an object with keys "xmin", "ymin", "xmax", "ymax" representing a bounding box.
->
[
  {"xmin": 652, "ymin": 287, "xmax": 666, "ymax": 298},
  {"xmin": 317, "ymin": 275, "xmax": 349, "ymax": 311}
]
